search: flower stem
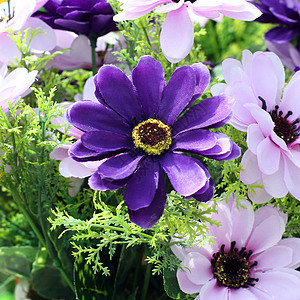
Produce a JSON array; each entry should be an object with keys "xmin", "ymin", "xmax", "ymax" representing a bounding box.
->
[
  {"xmin": 90, "ymin": 37, "xmax": 98, "ymax": 75},
  {"xmin": 141, "ymin": 262, "xmax": 152, "ymax": 300}
]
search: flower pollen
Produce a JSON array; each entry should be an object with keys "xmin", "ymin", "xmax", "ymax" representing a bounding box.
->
[
  {"xmin": 132, "ymin": 118, "xmax": 172, "ymax": 155},
  {"xmin": 211, "ymin": 241, "xmax": 258, "ymax": 289},
  {"xmin": 270, "ymin": 105, "xmax": 300, "ymax": 144}
]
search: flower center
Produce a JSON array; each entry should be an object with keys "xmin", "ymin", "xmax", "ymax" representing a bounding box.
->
[
  {"xmin": 270, "ymin": 105, "xmax": 300, "ymax": 144},
  {"xmin": 0, "ymin": 0, "xmax": 14, "ymax": 23},
  {"xmin": 132, "ymin": 118, "xmax": 172, "ymax": 155},
  {"xmin": 259, "ymin": 96, "xmax": 300, "ymax": 144},
  {"xmin": 172, "ymin": 0, "xmax": 197, "ymax": 3},
  {"xmin": 211, "ymin": 241, "xmax": 258, "ymax": 289}
]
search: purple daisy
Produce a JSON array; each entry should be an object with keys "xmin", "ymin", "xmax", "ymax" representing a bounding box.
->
[
  {"xmin": 67, "ymin": 55, "xmax": 240, "ymax": 228},
  {"xmin": 251, "ymin": 0, "xmax": 300, "ymax": 44},
  {"xmin": 34, "ymin": 0, "xmax": 118, "ymax": 38}
]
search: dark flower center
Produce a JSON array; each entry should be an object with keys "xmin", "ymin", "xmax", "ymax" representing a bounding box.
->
[
  {"xmin": 172, "ymin": 0, "xmax": 197, "ymax": 3},
  {"xmin": 132, "ymin": 118, "xmax": 172, "ymax": 155},
  {"xmin": 259, "ymin": 96, "xmax": 300, "ymax": 144},
  {"xmin": 211, "ymin": 241, "xmax": 258, "ymax": 289},
  {"xmin": 0, "ymin": 0, "xmax": 14, "ymax": 22}
]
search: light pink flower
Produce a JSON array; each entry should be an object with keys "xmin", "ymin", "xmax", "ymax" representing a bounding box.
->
[
  {"xmin": 0, "ymin": 63, "xmax": 37, "ymax": 112},
  {"xmin": 114, "ymin": 0, "xmax": 261, "ymax": 63},
  {"xmin": 0, "ymin": 0, "xmax": 55, "ymax": 65},
  {"xmin": 212, "ymin": 50, "xmax": 300, "ymax": 202},
  {"xmin": 171, "ymin": 198, "xmax": 300, "ymax": 300},
  {"xmin": 46, "ymin": 30, "xmax": 119, "ymax": 71}
]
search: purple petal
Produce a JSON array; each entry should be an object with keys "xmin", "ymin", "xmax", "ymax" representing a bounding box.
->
[
  {"xmin": 172, "ymin": 95, "xmax": 234, "ymax": 136},
  {"xmin": 55, "ymin": 19, "xmax": 90, "ymax": 35},
  {"xmin": 187, "ymin": 62, "xmax": 211, "ymax": 107},
  {"xmin": 91, "ymin": 14, "xmax": 117, "ymax": 35},
  {"xmin": 192, "ymin": 178, "xmax": 214, "ymax": 202},
  {"xmin": 67, "ymin": 101, "xmax": 131, "ymax": 135},
  {"xmin": 81, "ymin": 130, "xmax": 132, "ymax": 153},
  {"xmin": 95, "ymin": 65, "xmax": 141, "ymax": 122},
  {"xmin": 128, "ymin": 169, "xmax": 166, "ymax": 229},
  {"xmin": 98, "ymin": 152, "xmax": 144, "ymax": 180},
  {"xmin": 171, "ymin": 129, "xmax": 217, "ymax": 154},
  {"xmin": 131, "ymin": 56, "xmax": 165, "ymax": 118},
  {"xmin": 161, "ymin": 153, "xmax": 208, "ymax": 197},
  {"xmin": 159, "ymin": 65, "xmax": 196, "ymax": 125},
  {"xmin": 124, "ymin": 158, "xmax": 159, "ymax": 211},
  {"xmin": 88, "ymin": 172, "xmax": 129, "ymax": 191},
  {"xmin": 69, "ymin": 140, "xmax": 108, "ymax": 162},
  {"xmin": 198, "ymin": 133, "xmax": 241, "ymax": 161},
  {"xmin": 265, "ymin": 27, "xmax": 297, "ymax": 43}
]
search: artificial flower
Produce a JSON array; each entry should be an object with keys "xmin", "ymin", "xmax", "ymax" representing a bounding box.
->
[
  {"xmin": 265, "ymin": 40, "xmax": 300, "ymax": 72},
  {"xmin": 67, "ymin": 55, "xmax": 240, "ymax": 228},
  {"xmin": 211, "ymin": 50, "xmax": 300, "ymax": 203},
  {"xmin": 0, "ymin": 0, "xmax": 56, "ymax": 65},
  {"xmin": 114, "ymin": 0, "xmax": 261, "ymax": 63},
  {"xmin": 251, "ymin": 0, "xmax": 300, "ymax": 44},
  {"xmin": 0, "ymin": 62, "xmax": 37, "ymax": 112},
  {"xmin": 35, "ymin": 0, "xmax": 118, "ymax": 39},
  {"xmin": 171, "ymin": 198, "xmax": 300, "ymax": 300},
  {"xmin": 46, "ymin": 30, "xmax": 119, "ymax": 71}
]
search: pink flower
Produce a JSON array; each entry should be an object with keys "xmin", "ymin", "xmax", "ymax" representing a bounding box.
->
[
  {"xmin": 114, "ymin": 0, "xmax": 261, "ymax": 63},
  {"xmin": 212, "ymin": 50, "xmax": 300, "ymax": 203},
  {"xmin": 171, "ymin": 198, "xmax": 300, "ymax": 300},
  {"xmin": 0, "ymin": 63, "xmax": 37, "ymax": 112},
  {"xmin": 46, "ymin": 30, "xmax": 119, "ymax": 71},
  {"xmin": 50, "ymin": 77, "xmax": 101, "ymax": 195},
  {"xmin": 0, "ymin": 0, "xmax": 56, "ymax": 65}
]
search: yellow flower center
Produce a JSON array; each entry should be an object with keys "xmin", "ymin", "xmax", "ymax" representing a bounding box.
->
[{"xmin": 132, "ymin": 118, "xmax": 172, "ymax": 155}]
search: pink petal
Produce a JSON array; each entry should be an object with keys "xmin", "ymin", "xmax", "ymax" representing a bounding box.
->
[
  {"xmin": 160, "ymin": 6, "xmax": 194, "ymax": 63},
  {"xmin": 248, "ymin": 181, "xmax": 273, "ymax": 204},
  {"xmin": 23, "ymin": 17, "xmax": 56, "ymax": 51},
  {"xmin": 253, "ymin": 205, "xmax": 287, "ymax": 228},
  {"xmin": 221, "ymin": 57, "xmax": 243, "ymax": 84},
  {"xmin": 59, "ymin": 157, "xmax": 97, "ymax": 178},
  {"xmin": 250, "ymin": 52, "xmax": 281, "ymax": 110},
  {"xmin": 240, "ymin": 150, "xmax": 261, "ymax": 185},
  {"xmin": 177, "ymin": 269, "xmax": 202, "ymax": 294},
  {"xmin": 228, "ymin": 288, "xmax": 258, "ymax": 300},
  {"xmin": 245, "ymin": 104, "xmax": 274, "ymax": 137},
  {"xmin": 283, "ymin": 155, "xmax": 300, "ymax": 200},
  {"xmin": 289, "ymin": 145, "xmax": 300, "ymax": 168},
  {"xmin": 246, "ymin": 212, "xmax": 286, "ymax": 254},
  {"xmin": 280, "ymin": 72, "xmax": 300, "ymax": 118},
  {"xmin": 249, "ymin": 286, "xmax": 276, "ymax": 300},
  {"xmin": 254, "ymin": 245, "xmax": 293, "ymax": 271},
  {"xmin": 247, "ymin": 124, "xmax": 265, "ymax": 154},
  {"xmin": 182, "ymin": 252, "xmax": 212, "ymax": 285},
  {"xmin": 0, "ymin": 33, "xmax": 22, "ymax": 65},
  {"xmin": 254, "ymin": 270, "xmax": 300, "ymax": 300},
  {"xmin": 277, "ymin": 238, "xmax": 300, "ymax": 269},
  {"xmin": 198, "ymin": 280, "xmax": 229, "ymax": 300},
  {"xmin": 257, "ymin": 137, "xmax": 280, "ymax": 175},
  {"xmin": 262, "ymin": 159, "xmax": 288, "ymax": 198},
  {"xmin": 230, "ymin": 198, "xmax": 254, "ymax": 248}
]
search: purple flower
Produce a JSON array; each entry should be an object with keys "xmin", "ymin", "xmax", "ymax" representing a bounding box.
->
[
  {"xmin": 67, "ymin": 55, "xmax": 240, "ymax": 228},
  {"xmin": 34, "ymin": 0, "xmax": 118, "ymax": 38},
  {"xmin": 171, "ymin": 198, "xmax": 300, "ymax": 300},
  {"xmin": 252, "ymin": 0, "xmax": 300, "ymax": 43}
]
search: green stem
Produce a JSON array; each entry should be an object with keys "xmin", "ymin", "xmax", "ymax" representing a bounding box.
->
[
  {"xmin": 139, "ymin": 20, "xmax": 152, "ymax": 50},
  {"xmin": 91, "ymin": 223, "xmax": 153, "ymax": 240},
  {"xmin": 141, "ymin": 263, "xmax": 152, "ymax": 300},
  {"xmin": 90, "ymin": 37, "xmax": 98, "ymax": 75},
  {"xmin": 207, "ymin": 20, "xmax": 220, "ymax": 61}
]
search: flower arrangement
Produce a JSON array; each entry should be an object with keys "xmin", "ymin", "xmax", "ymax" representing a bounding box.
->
[{"xmin": 0, "ymin": 0, "xmax": 300, "ymax": 299}]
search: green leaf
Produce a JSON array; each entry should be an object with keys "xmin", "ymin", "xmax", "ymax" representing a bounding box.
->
[
  {"xmin": 163, "ymin": 268, "xmax": 187, "ymax": 300},
  {"xmin": 31, "ymin": 266, "xmax": 73, "ymax": 299},
  {"xmin": 74, "ymin": 255, "xmax": 108, "ymax": 300},
  {"xmin": 0, "ymin": 246, "xmax": 37, "ymax": 279}
]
